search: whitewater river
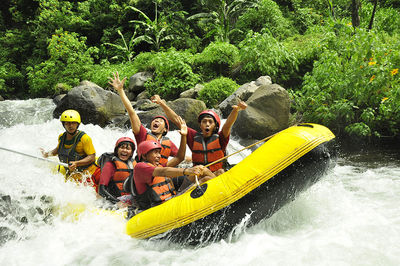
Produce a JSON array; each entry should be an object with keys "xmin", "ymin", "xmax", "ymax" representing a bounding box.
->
[{"xmin": 0, "ymin": 98, "xmax": 399, "ymax": 265}]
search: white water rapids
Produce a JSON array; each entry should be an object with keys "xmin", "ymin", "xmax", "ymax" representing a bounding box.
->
[{"xmin": 0, "ymin": 98, "xmax": 399, "ymax": 265}]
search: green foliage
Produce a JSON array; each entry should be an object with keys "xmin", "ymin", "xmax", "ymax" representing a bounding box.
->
[
  {"xmin": 188, "ymin": 0, "xmax": 257, "ymax": 43},
  {"xmin": 238, "ymin": 30, "xmax": 298, "ymax": 84},
  {"xmin": 235, "ymin": 0, "xmax": 292, "ymax": 41},
  {"xmin": 292, "ymin": 25, "xmax": 400, "ymax": 137},
  {"xmin": 27, "ymin": 29, "xmax": 98, "ymax": 97},
  {"xmin": 144, "ymin": 49, "xmax": 200, "ymax": 99},
  {"xmin": 127, "ymin": 3, "xmax": 181, "ymax": 51},
  {"xmin": 85, "ymin": 61, "xmax": 138, "ymax": 89},
  {"xmin": 193, "ymin": 42, "xmax": 239, "ymax": 81},
  {"xmin": 0, "ymin": 63, "xmax": 24, "ymax": 97},
  {"xmin": 359, "ymin": 3, "xmax": 400, "ymax": 34},
  {"xmin": 198, "ymin": 77, "xmax": 239, "ymax": 107}
]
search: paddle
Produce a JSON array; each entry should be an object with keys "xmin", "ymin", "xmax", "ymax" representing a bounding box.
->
[
  {"xmin": 0, "ymin": 146, "xmax": 69, "ymax": 167},
  {"xmin": 204, "ymin": 131, "xmax": 280, "ymax": 168}
]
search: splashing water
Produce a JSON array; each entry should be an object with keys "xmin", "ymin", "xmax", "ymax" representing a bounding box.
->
[{"xmin": 0, "ymin": 99, "xmax": 400, "ymax": 265}]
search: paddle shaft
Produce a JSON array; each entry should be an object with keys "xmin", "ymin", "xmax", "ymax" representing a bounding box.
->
[
  {"xmin": 204, "ymin": 132, "xmax": 278, "ymax": 168},
  {"xmin": 0, "ymin": 146, "xmax": 69, "ymax": 167}
]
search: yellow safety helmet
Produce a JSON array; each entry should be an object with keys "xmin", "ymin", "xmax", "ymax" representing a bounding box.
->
[{"xmin": 60, "ymin": 109, "xmax": 81, "ymax": 124}]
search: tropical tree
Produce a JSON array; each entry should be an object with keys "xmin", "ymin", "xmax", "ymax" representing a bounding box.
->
[
  {"xmin": 188, "ymin": 0, "xmax": 257, "ymax": 43},
  {"xmin": 127, "ymin": 1, "xmax": 178, "ymax": 51}
]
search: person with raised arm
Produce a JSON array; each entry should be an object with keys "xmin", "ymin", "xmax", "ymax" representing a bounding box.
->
[
  {"xmin": 108, "ymin": 72, "xmax": 180, "ymax": 166},
  {"xmin": 152, "ymin": 94, "xmax": 247, "ymax": 175}
]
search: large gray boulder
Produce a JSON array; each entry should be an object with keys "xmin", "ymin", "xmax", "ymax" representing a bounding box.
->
[
  {"xmin": 219, "ymin": 76, "xmax": 272, "ymax": 117},
  {"xmin": 127, "ymin": 72, "xmax": 153, "ymax": 100},
  {"xmin": 232, "ymin": 83, "xmax": 290, "ymax": 139},
  {"xmin": 126, "ymin": 98, "xmax": 207, "ymax": 131},
  {"xmin": 53, "ymin": 81, "xmax": 126, "ymax": 127}
]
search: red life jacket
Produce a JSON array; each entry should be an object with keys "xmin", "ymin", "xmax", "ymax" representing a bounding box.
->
[
  {"xmin": 192, "ymin": 133, "xmax": 225, "ymax": 172},
  {"xmin": 146, "ymin": 133, "xmax": 173, "ymax": 165},
  {"xmin": 136, "ymin": 163, "xmax": 176, "ymax": 210}
]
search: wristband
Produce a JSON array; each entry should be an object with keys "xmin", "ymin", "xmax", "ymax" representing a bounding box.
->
[{"xmin": 183, "ymin": 168, "xmax": 187, "ymax": 175}]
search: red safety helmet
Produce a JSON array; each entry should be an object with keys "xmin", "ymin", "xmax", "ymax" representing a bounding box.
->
[
  {"xmin": 152, "ymin": 115, "xmax": 169, "ymax": 132},
  {"xmin": 138, "ymin": 140, "xmax": 162, "ymax": 160},
  {"xmin": 198, "ymin": 110, "xmax": 221, "ymax": 131},
  {"xmin": 114, "ymin": 137, "xmax": 136, "ymax": 155}
]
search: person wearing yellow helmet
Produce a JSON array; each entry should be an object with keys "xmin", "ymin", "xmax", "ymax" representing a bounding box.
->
[{"xmin": 40, "ymin": 109, "xmax": 97, "ymax": 181}]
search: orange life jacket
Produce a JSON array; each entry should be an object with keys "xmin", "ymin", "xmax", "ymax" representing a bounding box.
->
[
  {"xmin": 136, "ymin": 163, "xmax": 176, "ymax": 210},
  {"xmin": 192, "ymin": 133, "xmax": 225, "ymax": 172},
  {"xmin": 146, "ymin": 133, "xmax": 173, "ymax": 165},
  {"xmin": 91, "ymin": 155, "xmax": 136, "ymax": 196},
  {"xmin": 112, "ymin": 158, "xmax": 136, "ymax": 196}
]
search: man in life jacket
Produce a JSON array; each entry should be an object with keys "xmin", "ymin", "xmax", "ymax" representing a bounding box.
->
[
  {"xmin": 94, "ymin": 137, "xmax": 137, "ymax": 207},
  {"xmin": 134, "ymin": 140, "xmax": 215, "ymax": 210},
  {"xmin": 152, "ymin": 95, "xmax": 247, "ymax": 175},
  {"xmin": 40, "ymin": 109, "xmax": 97, "ymax": 181},
  {"xmin": 108, "ymin": 72, "xmax": 182, "ymax": 167}
]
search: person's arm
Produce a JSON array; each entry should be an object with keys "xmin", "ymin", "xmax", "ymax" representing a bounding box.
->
[
  {"xmin": 108, "ymin": 71, "xmax": 141, "ymax": 135},
  {"xmin": 151, "ymin": 95, "xmax": 182, "ymax": 129},
  {"xmin": 69, "ymin": 154, "xmax": 95, "ymax": 171},
  {"xmin": 98, "ymin": 162, "xmax": 119, "ymax": 203},
  {"xmin": 166, "ymin": 116, "xmax": 187, "ymax": 167},
  {"xmin": 153, "ymin": 165, "xmax": 201, "ymax": 178},
  {"xmin": 221, "ymin": 101, "xmax": 247, "ymax": 139}
]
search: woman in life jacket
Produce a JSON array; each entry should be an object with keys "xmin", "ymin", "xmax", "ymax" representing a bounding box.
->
[
  {"xmin": 134, "ymin": 139, "xmax": 215, "ymax": 210},
  {"xmin": 40, "ymin": 109, "xmax": 97, "ymax": 181},
  {"xmin": 96, "ymin": 137, "xmax": 137, "ymax": 207},
  {"xmin": 108, "ymin": 72, "xmax": 181, "ymax": 166},
  {"xmin": 152, "ymin": 94, "xmax": 247, "ymax": 176}
]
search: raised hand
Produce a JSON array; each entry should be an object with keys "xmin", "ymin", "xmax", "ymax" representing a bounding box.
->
[
  {"xmin": 150, "ymin": 95, "xmax": 163, "ymax": 105},
  {"xmin": 233, "ymin": 101, "xmax": 247, "ymax": 111},
  {"xmin": 177, "ymin": 116, "xmax": 187, "ymax": 136},
  {"xmin": 108, "ymin": 71, "xmax": 126, "ymax": 92}
]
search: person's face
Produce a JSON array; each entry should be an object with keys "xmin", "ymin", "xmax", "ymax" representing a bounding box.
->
[
  {"xmin": 143, "ymin": 148, "xmax": 161, "ymax": 165},
  {"xmin": 199, "ymin": 116, "xmax": 216, "ymax": 138},
  {"xmin": 64, "ymin": 122, "xmax": 79, "ymax": 134},
  {"xmin": 150, "ymin": 118, "xmax": 167, "ymax": 135},
  {"xmin": 117, "ymin": 143, "xmax": 133, "ymax": 161}
]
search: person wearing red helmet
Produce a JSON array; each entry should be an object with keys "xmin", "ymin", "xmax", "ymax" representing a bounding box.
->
[
  {"xmin": 108, "ymin": 72, "xmax": 181, "ymax": 166},
  {"xmin": 134, "ymin": 139, "xmax": 215, "ymax": 210},
  {"xmin": 92, "ymin": 137, "xmax": 137, "ymax": 206},
  {"xmin": 152, "ymin": 94, "xmax": 247, "ymax": 175}
]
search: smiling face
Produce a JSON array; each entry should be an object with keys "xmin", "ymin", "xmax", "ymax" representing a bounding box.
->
[
  {"xmin": 63, "ymin": 121, "xmax": 79, "ymax": 135},
  {"xmin": 150, "ymin": 118, "xmax": 167, "ymax": 136},
  {"xmin": 117, "ymin": 143, "xmax": 134, "ymax": 161},
  {"xmin": 143, "ymin": 148, "xmax": 161, "ymax": 166},
  {"xmin": 199, "ymin": 115, "xmax": 216, "ymax": 138}
]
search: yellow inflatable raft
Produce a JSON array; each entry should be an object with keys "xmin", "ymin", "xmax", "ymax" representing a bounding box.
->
[{"xmin": 126, "ymin": 123, "xmax": 336, "ymax": 245}]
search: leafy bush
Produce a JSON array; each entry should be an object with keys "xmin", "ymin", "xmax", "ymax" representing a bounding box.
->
[
  {"xmin": 292, "ymin": 25, "xmax": 400, "ymax": 138},
  {"xmin": 0, "ymin": 63, "xmax": 25, "ymax": 98},
  {"xmin": 85, "ymin": 61, "xmax": 138, "ymax": 89},
  {"xmin": 144, "ymin": 49, "xmax": 200, "ymax": 99},
  {"xmin": 238, "ymin": 30, "xmax": 298, "ymax": 84},
  {"xmin": 235, "ymin": 0, "xmax": 293, "ymax": 41},
  {"xmin": 198, "ymin": 77, "xmax": 239, "ymax": 107},
  {"xmin": 193, "ymin": 42, "xmax": 239, "ymax": 81},
  {"xmin": 26, "ymin": 29, "xmax": 98, "ymax": 97}
]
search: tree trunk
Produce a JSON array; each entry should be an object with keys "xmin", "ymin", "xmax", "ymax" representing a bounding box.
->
[
  {"xmin": 351, "ymin": 0, "xmax": 361, "ymax": 29},
  {"xmin": 368, "ymin": 0, "xmax": 378, "ymax": 31}
]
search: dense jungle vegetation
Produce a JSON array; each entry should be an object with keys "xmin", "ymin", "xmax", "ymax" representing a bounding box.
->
[{"xmin": 1, "ymin": 0, "xmax": 399, "ymax": 139}]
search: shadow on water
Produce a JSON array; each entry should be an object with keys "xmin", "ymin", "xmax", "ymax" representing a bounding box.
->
[{"xmin": 337, "ymin": 137, "xmax": 400, "ymax": 168}]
